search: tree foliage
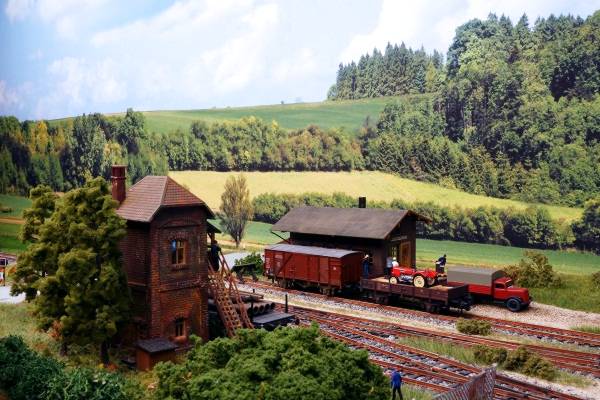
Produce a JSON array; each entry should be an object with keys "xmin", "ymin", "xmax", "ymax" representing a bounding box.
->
[
  {"xmin": 571, "ymin": 198, "xmax": 600, "ymax": 253},
  {"xmin": 11, "ymin": 179, "xmax": 130, "ymax": 363},
  {"xmin": 154, "ymin": 325, "xmax": 388, "ymax": 400},
  {"xmin": 220, "ymin": 174, "xmax": 253, "ymax": 247}
]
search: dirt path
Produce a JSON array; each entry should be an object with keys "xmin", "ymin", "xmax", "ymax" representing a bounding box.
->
[{"xmin": 0, "ymin": 217, "xmax": 23, "ymax": 225}]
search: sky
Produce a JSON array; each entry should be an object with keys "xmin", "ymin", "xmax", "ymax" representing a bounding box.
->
[{"xmin": 1, "ymin": 0, "xmax": 599, "ymax": 120}]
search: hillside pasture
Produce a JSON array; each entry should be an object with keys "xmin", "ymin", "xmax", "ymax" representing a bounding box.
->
[
  {"xmin": 170, "ymin": 171, "xmax": 582, "ymax": 221},
  {"xmin": 139, "ymin": 96, "xmax": 398, "ymax": 133}
]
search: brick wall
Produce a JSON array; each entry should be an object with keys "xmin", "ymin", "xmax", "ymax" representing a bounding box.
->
[
  {"xmin": 149, "ymin": 206, "xmax": 209, "ymax": 342},
  {"xmin": 120, "ymin": 206, "xmax": 209, "ymax": 344}
]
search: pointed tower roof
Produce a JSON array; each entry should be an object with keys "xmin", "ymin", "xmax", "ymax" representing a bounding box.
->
[{"xmin": 116, "ymin": 176, "xmax": 214, "ymax": 222}]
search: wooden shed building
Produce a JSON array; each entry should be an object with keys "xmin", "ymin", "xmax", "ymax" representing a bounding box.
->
[
  {"xmin": 271, "ymin": 206, "xmax": 430, "ymax": 277},
  {"xmin": 111, "ymin": 166, "xmax": 215, "ymax": 347}
]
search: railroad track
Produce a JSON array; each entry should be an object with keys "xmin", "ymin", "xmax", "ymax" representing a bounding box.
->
[
  {"xmin": 293, "ymin": 306, "xmax": 586, "ymax": 400},
  {"xmin": 289, "ymin": 306, "xmax": 600, "ymax": 378},
  {"xmin": 247, "ymin": 281, "xmax": 600, "ymax": 348}
]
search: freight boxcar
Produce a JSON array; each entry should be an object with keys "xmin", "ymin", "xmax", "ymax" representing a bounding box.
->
[{"xmin": 265, "ymin": 243, "xmax": 363, "ymax": 294}]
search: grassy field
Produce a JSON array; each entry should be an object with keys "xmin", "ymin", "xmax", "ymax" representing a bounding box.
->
[
  {"xmin": 139, "ymin": 96, "xmax": 401, "ymax": 133},
  {"xmin": 170, "ymin": 171, "xmax": 582, "ymax": 221},
  {"xmin": 0, "ymin": 194, "xmax": 31, "ymax": 218}
]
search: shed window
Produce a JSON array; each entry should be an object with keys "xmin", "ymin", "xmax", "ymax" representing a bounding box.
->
[
  {"xmin": 171, "ymin": 240, "xmax": 186, "ymax": 265},
  {"xmin": 174, "ymin": 318, "xmax": 185, "ymax": 338}
]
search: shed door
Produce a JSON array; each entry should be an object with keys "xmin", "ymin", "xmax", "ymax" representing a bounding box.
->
[
  {"xmin": 319, "ymin": 257, "xmax": 329, "ymax": 285},
  {"xmin": 400, "ymin": 242, "xmax": 411, "ymax": 268}
]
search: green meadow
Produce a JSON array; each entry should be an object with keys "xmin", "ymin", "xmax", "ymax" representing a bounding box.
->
[{"xmin": 140, "ymin": 96, "xmax": 399, "ymax": 133}]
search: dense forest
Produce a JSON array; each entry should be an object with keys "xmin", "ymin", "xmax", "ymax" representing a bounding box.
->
[
  {"xmin": 331, "ymin": 12, "xmax": 600, "ymax": 206},
  {"xmin": 1, "ymin": 11, "xmax": 599, "ymax": 210}
]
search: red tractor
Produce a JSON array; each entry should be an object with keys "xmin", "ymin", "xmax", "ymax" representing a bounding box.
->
[{"xmin": 390, "ymin": 265, "xmax": 439, "ymax": 287}]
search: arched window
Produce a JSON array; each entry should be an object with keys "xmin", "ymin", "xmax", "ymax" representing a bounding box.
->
[
  {"xmin": 171, "ymin": 239, "xmax": 186, "ymax": 265},
  {"xmin": 174, "ymin": 318, "xmax": 185, "ymax": 338}
]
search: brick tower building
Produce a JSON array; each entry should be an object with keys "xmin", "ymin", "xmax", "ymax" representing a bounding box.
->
[{"xmin": 111, "ymin": 166, "xmax": 214, "ymax": 345}]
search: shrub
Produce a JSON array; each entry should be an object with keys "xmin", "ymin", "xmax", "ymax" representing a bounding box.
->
[
  {"xmin": 234, "ymin": 251, "xmax": 264, "ymax": 274},
  {"xmin": 504, "ymin": 346, "xmax": 557, "ymax": 381},
  {"xmin": 472, "ymin": 345, "xmax": 507, "ymax": 364},
  {"xmin": 591, "ymin": 271, "xmax": 600, "ymax": 290},
  {"xmin": 0, "ymin": 335, "xmax": 64, "ymax": 400},
  {"xmin": 505, "ymin": 251, "xmax": 563, "ymax": 288},
  {"xmin": 155, "ymin": 326, "xmax": 388, "ymax": 400},
  {"xmin": 45, "ymin": 368, "xmax": 130, "ymax": 400},
  {"xmin": 456, "ymin": 319, "xmax": 492, "ymax": 335}
]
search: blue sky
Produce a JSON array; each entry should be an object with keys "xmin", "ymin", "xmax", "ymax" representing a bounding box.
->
[{"xmin": 1, "ymin": 0, "xmax": 599, "ymax": 120}]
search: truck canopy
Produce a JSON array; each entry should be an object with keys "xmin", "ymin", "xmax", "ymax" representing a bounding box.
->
[{"xmin": 447, "ymin": 266, "xmax": 506, "ymax": 286}]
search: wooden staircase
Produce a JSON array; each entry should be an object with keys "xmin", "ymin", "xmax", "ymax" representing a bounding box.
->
[{"xmin": 207, "ymin": 251, "xmax": 253, "ymax": 337}]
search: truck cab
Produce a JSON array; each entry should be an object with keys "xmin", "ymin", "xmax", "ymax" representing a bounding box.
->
[{"xmin": 491, "ymin": 277, "xmax": 530, "ymax": 311}]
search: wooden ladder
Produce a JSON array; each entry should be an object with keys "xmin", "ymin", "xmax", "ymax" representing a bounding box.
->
[{"xmin": 207, "ymin": 251, "xmax": 253, "ymax": 337}]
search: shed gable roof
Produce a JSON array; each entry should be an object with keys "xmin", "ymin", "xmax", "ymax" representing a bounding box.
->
[
  {"xmin": 271, "ymin": 206, "xmax": 429, "ymax": 240},
  {"xmin": 116, "ymin": 176, "xmax": 213, "ymax": 222}
]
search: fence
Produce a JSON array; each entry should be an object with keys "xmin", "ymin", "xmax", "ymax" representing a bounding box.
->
[{"xmin": 434, "ymin": 367, "xmax": 496, "ymax": 400}]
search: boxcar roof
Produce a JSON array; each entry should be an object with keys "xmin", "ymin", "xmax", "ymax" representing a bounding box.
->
[
  {"xmin": 271, "ymin": 206, "xmax": 430, "ymax": 240},
  {"xmin": 266, "ymin": 243, "xmax": 361, "ymax": 258},
  {"xmin": 116, "ymin": 176, "xmax": 214, "ymax": 222}
]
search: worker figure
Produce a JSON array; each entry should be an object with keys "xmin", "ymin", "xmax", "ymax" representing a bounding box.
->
[
  {"xmin": 209, "ymin": 239, "xmax": 221, "ymax": 271},
  {"xmin": 362, "ymin": 254, "xmax": 370, "ymax": 278},
  {"xmin": 390, "ymin": 369, "xmax": 403, "ymax": 400},
  {"xmin": 385, "ymin": 256, "xmax": 393, "ymax": 279},
  {"xmin": 435, "ymin": 254, "xmax": 447, "ymax": 273}
]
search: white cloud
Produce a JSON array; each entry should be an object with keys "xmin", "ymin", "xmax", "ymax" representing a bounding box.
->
[
  {"xmin": 202, "ymin": 3, "xmax": 279, "ymax": 93},
  {"xmin": 36, "ymin": 57, "xmax": 126, "ymax": 117},
  {"xmin": 340, "ymin": 0, "xmax": 600, "ymax": 62},
  {"xmin": 4, "ymin": 0, "xmax": 108, "ymax": 38},
  {"xmin": 5, "ymin": 0, "xmax": 34, "ymax": 21},
  {"xmin": 0, "ymin": 80, "xmax": 20, "ymax": 108},
  {"xmin": 89, "ymin": 0, "xmax": 279, "ymax": 103},
  {"xmin": 273, "ymin": 48, "xmax": 317, "ymax": 83}
]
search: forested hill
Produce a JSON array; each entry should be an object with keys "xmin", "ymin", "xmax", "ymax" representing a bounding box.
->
[
  {"xmin": 329, "ymin": 12, "xmax": 600, "ymax": 102},
  {"xmin": 327, "ymin": 11, "xmax": 600, "ymax": 207}
]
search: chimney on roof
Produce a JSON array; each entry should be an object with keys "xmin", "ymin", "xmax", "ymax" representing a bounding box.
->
[
  {"xmin": 111, "ymin": 165, "xmax": 127, "ymax": 204},
  {"xmin": 358, "ymin": 196, "xmax": 366, "ymax": 208}
]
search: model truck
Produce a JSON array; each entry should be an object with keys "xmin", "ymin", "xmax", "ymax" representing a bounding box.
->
[{"xmin": 447, "ymin": 266, "xmax": 530, "ymax": 312}]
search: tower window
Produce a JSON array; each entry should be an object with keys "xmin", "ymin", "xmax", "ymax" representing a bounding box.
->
[
  {"xmin": 174, "ymin": 318, "xmax": 185, "ymax": 338},
  {"xmin": 171, "ymin": 240, "xmax": 186, "ymax": 265}
]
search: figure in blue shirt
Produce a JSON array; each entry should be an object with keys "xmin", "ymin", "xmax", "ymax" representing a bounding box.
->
[{"xmin": 391, "ymin": 369, "xmax": 403, "ymax": 400}]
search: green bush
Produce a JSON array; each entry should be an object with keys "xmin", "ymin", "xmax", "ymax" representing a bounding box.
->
[
  {"xmin": 504, "ymin": 346, "xmax": 557, "ymax": 381},
  {"xmin": 0, "ymin": 335, "xmax": 64, "ymax": 400},
  {"xmin": 472, "ymin": 345, "xmax": 507, "ymax": 364},
  {"xmin": 234, "ymin": 251, "xmax": 265, "ymax": 274},
  {"xmin": 591, "ymin": 271, "xmax": 600, "ymax": 289},
  {"xmin": 45, "ymin": 368, "xmax": 131, "ymax": 400},
  {"xmin": 505, "ymin": 251, "xmax": 563, "ymax": 288},
  {"xmin": 155, "ymin": 326, "xmax": 388, "ymax": 400},
  {"xmin": 456, "ymin": 319, "xmax": 492, "ymax": 335}
]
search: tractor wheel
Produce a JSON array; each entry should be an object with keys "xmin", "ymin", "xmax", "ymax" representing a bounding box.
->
[
  {"xmin": 390, "ymin": 276, "xmax": 399, "ymax": 284},
  {"xmin": 413, "ymin": 275, "xmax": 426, "ymax": 288},
  {"xmin": 506, "ymin": 298, "xmax": 522, "ymax": 312},
  {"xmin": 426, "ymin": 277, "xmax": 436, "ymax": 287}
]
